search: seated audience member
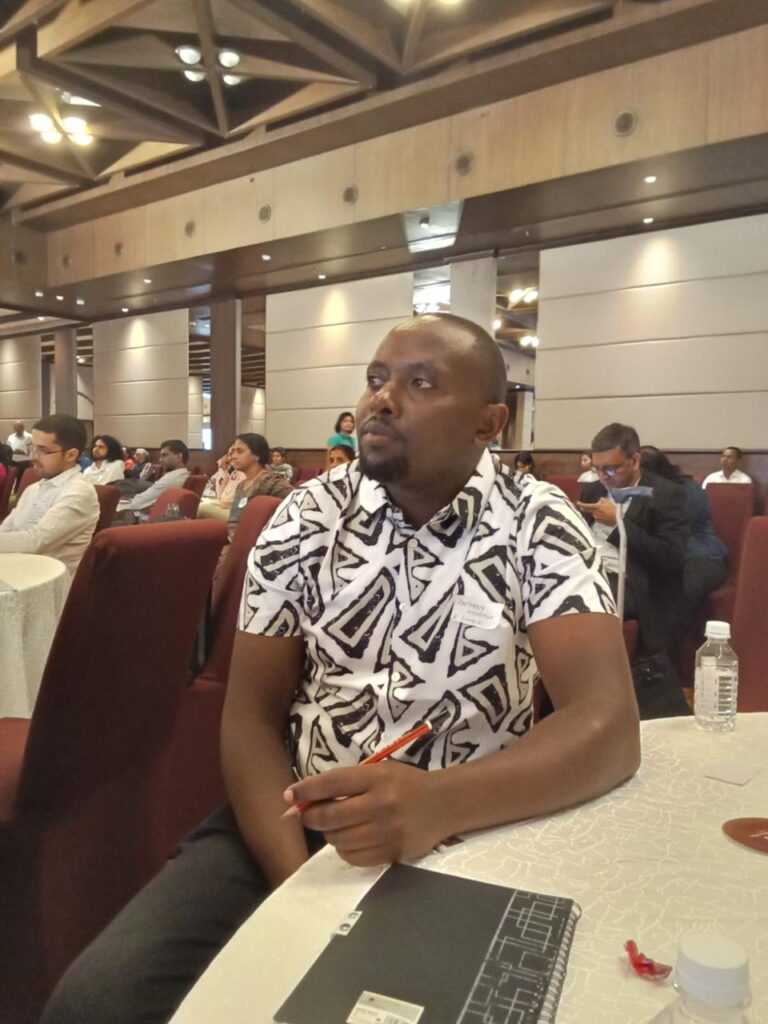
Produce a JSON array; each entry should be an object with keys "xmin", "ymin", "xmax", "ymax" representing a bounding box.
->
[
  {"xmin": 43, "ymin": 314, "xmax": 640, "ymax": 1024},
  {"xmin": 325, "ymin": 444, "xmax": 355, "ymax": 471},
  {"xmin": 702, "ymin": 446, "xmax": 752, "ymax": 487},
  {"xmin": 226, "ymin": 434, "xmax": 293, "ymax": 540},
  {"xmin": 0, "ymin": 414, "xmax": 98, "ymax": 575},
  {"xmin": 198, "ymin": 447, "xmax": 245, "ymax": 521},
  {"xmin": 270, "ymin": 447, "xmax": 294, "ymax": 481},
  {"xmin": 578, "ymin": 422, "xmax": 689, "ymax": 655},
  {"xmin": 126, "ymin": 440, "xmax": 190, "ymax": 522},
  {"xmin": 640, "ymin": 447, "xmax": 726, "ymax": 640},
  {"xmin": 326, "ymin": 410, "xmax": 357, "ymax": 450},
  {"xmin": 126, "ymin": 447, "xmax": 155, "ymax": 482},
  {"xmin": 514, "ymin": 450, "xmax": 536, "ymax": 478},
  {"xmin": 0, "ymin": 441, "xmax": 10, "ymax": 488},
  {"xmin": 578, "ymin": 451, "xmax": 599, "ymax": 483},
  {"xmin": 122, "ymin": 446, "xmax": 135, "ymax": 472},
  {"xmin": 6, "ymin": 419, "xmax": 33, "ymax": 486},
  {"xmin": 82, "ymin": 435, "xmax": 125, "ymax": 485}
]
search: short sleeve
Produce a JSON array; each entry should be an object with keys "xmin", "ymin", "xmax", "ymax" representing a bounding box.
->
[
  {"xmin": 515, "ymin": 482, "xmax": 617, "ymax": 626},
  {"xmin": 238, "ymin": 490, "xmax": 307, "ymax": 637}
]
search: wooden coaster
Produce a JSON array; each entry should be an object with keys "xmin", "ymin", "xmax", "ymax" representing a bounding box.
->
[{"xmin": 722, "ymin": 818, "xmax": 768, "ymax": 855}]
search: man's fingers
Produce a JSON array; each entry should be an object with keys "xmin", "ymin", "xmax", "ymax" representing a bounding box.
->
[{"xmin": 285, "ymin": 765, "xmax": 373, "ymax": 807}]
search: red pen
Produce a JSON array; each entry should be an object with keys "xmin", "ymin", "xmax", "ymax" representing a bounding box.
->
[{"xmin": 286, "ymin": 718, "xmax": 435, "ymax": 816}]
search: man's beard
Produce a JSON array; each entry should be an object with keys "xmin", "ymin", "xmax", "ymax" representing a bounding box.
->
[{"xmin": 359, "ymin": 450, "xmax": 409, "ymax": 484}]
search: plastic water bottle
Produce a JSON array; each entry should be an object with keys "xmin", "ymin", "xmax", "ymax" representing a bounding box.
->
[
  {"xmin": 648, "ymin": 932, "xmax": 750, "ymax": 1023},
  {"xmin": 693, "ymin": 621, "xmax": 738, "ymax": 732}
]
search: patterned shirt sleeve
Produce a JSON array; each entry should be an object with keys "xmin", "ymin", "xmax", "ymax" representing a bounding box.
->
[
  {"xmin": 516, "ymin": 482, "xmax": 617, "ymax": 626},
  {"xmin": 238, "ymin": 489, "xmax": 307, "ymax": 637}
]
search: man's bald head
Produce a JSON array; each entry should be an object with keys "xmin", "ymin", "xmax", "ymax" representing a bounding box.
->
[{"xmin": 388, "ymin": 313, "xmax": 507, "ymax": 404}]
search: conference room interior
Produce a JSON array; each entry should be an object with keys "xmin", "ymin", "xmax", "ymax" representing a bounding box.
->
[{"xmin": 1, "ymin": 0, "xmax": 767, "ymax": 1021}]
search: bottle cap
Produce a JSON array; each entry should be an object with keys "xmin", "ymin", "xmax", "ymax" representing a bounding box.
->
[
  {"xmin": 704, "ymin": 620, "xmax": 731, "ymax": 641},
  {"xmin": 674, "ymin": 932, "xmax": 749, "ymax": 1007}
]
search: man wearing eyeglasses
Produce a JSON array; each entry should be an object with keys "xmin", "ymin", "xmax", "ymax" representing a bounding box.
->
[
  {"xmin": 577, "ymin": 422, "xmax": 689, "ymax": 657},
  {"xmin": 0, "ymin": 414, "xmax": 99, "ymax": 576}
]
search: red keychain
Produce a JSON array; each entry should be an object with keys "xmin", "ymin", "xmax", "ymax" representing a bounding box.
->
[{"xmin": 625, "ymin": 940, "xmax": 673, "ymax": 980}]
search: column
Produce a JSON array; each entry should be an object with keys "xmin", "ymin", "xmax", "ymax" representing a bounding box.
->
[
  {"xmin": 210, "ymin": 297, "xmax": 241, "ymax": 453},
  {"xmin": 449, "ymin": 255, "xmax": 497, "ymax": 334},
  {"xmin": 53, "ymin": 327, "xmax": 78, "ymax": 416}
]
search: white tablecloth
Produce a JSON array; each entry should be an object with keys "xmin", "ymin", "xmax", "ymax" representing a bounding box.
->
[
  {"xmin": 171, "ymin": 715, "xmax": 768, "ymax": 1024},
  {"xmin": 0, "ymin": 553, "xmax": 69, "ymax": 718}
]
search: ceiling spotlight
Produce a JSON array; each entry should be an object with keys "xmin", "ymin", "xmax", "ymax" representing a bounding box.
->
[
  {"xmin": 175, "ymin": 44, "xmax": 202, "ymax": 65},
  {"xmin": 41, "ymin": 129, "xmax": 63, "ymax": 144},
  {"xmin": 183, "ymin": 69, "xmax": 206, "ymax": 83},
  {"xmin": 222, "ymin": 74, "xmax": 243, "ymax": 86},
  {"xmin": 143, "ymin": 277, "xmax": 152, "ymax": 284},
  {"xmin": 77, "ymin": 357, "xmax": 85, "ymax": 364},
  {"xmin": 261, "ymin": 254, "xmax": 272, "ymax": 261},
  {"xmin": 523, "ymin": 289, "xmax": 538, "ymax": 303},
  {"xmin": 218, "ymin": 49, "xmax": 240, "ymax": 68},
  {"xmin": 643, "ymin": 217, "xmax": 655, "ymax": 225},
  {"xmin": 70, "ymin": 132, "xmax": 93, "ymax": 146},
  {"xmin": 520, "ymin": 335, "xmax": 533, "ymax": 347},
  {"xmin": 62, "ymin": 115, "xmax": 86, "ymax": 134},
  {"xmin": 508, "ymin": 288, "xmax": 524, "ymax": 304},
  {"xmin": 493, "ymin": 318, "xmax": 502, "ymax": 331},
  {"xmin": 29, "ymin": 112, "xmax": 53, "ymax": 131},
  {"xmin": 76, "ymin": 298, "xmax": 85, "ymax": 306},
  {"xmin": 121, "ymin": 307, "xmax": 129, "ymax": 313},
  {"xmin": 317, "ymin": 273, "xmax": 327, "ymax": 280},
  {"xmin": 55, "ymin": 294, "xmax": 64, "ymax": 301},
  {"xmin": 644, "ymin": 175, "xmax": 658, "ymax": 184},
  {"xmin": 531, "ymin": 337, "xmax": 540, "ymax": 348},
  {"xmin": 34, "ymin": 289, "xmax": 44, "ymax": 298},
  {"xmin": 37, "ymin": 315, "xmax": 46, "ymax": 321}
]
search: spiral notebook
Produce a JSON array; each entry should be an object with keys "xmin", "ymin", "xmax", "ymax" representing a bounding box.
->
[{"xmin": 275, "ymin": 862, "xmax": 581, "ymax": 1024}]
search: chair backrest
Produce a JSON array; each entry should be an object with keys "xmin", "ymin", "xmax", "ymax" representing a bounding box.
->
[
  {"xmin": 148, "ymin": 486, "xmax": 200, "ymax": 522},
  {"xmin": 732, "ymin": 516, "xmax": 768, "ymax": 712},
  {"xmin": 545, "ymin": 475, "xmax": 580, "ymax": 503},
  {"xmin": 293, "ymin": 466, "xmax": 321, "ymax": 484},
  {"xmin": 199, "ymin": 495, "xmax": 281, "ymax": 685},
  {"xmin": 16, "ymin": 466, "xmax": 41, "ymax": 498},
  {"xmin": 16, "ymin": 519, "xmax": 227, "ymax": 816},
  {"xmin": 92, "ymin": 484, "xmax": 121, "ymax": 532},
  {"xmin": 705, "ymin": 483, "xmax": 755, "ymax": 582},
  {"xmin": 0, "ymin": 465, "xmax": 17, "ymax": 520},
  {"xmin": 183, "ymin": 473, "xmax": 208, "ymax": 498}
]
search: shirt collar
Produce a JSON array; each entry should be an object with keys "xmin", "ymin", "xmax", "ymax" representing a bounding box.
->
[{"xmin": 40, "ymin": 466, "xmax": 81, "ymax": 489}]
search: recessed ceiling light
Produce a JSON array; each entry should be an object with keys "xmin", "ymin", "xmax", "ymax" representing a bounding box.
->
[
  {"xmin": 523, "ymin": 289, "xmax": 538, "ymax": 303},
  {"xmin": 261, "ymin": 253, "xmax": 271, "ymax": 261},
  {"xmin": 55, "ymin": 294, "xmax": 64, "ymax": 301},
  {"xmin": 70, "ymin": 132, "xmax": 93, "ymax": 146},
  {"xmin": 183, "ymin": 69, "xmax": 206, "ymax": 83},
  {"xmin": 644, "ymin": 175, "xmax": 658, "ymax": 184},
  {"xmin": 222, "ymin": 74, "xmax": 243, "ymax": 86},
  {"xmin": 62, "ymin": 115, "xmax": 86, "ymax": 134},
  {"xmin": 121, "ymin": 307, "xmax": 129, "ymax": 313},
  {"xmin": 37, "ymin": 315, "xmax": 46, "ymax": 321},
  {"xmin": 76, "ymin": 298, "xmax": 85, "ymax": 306},
  {"xmin": 317, "ymin": 273, "xmax": 327, "ymax": 280},
  {"xmin": 175, "ymin": 44, "xmax": 202, "ymax": 65},
  {"xmin": 493, "ymin": 318, "xmax": 502, "ymax": 331},
  {"xmin": 77, "ymin": 357, "xmax": 85, "ymax": 364},
  {"xmin": 34, "ymin": 289, "xmax": 44, "ymax": 298},
  {"xmin": 508, "ymin": 288, "xmax": 524, "ymax": 304},
  {"xmin": 41, "ymin": 130, "xmax": 63, "ymax": 144},
  {"xmin": 643, "ymin": 217, "xmax": 655, "ymax": 225},
  {"xmin": 143, "ymin": 277, "xmax": 152, "ymax": 284},
  {"xmin": 29, "ymin": 112, "xmax": 53, "ymax": 131},
  {"xmin": 520, "ymin": 335, "xmax": 533, "ymax": 347},
  {"xmin": 218, "ymin": 49, "xmax": 240, "ymax": 68},
  {"xmin": 531, "ymin": 337, "xmax": 540, "ymax": 348}
]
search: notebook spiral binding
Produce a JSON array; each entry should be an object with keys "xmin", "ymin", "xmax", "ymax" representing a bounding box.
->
[{"xmin": 539, "ymin": 902, "xmax": 582, "ymax": 1024}]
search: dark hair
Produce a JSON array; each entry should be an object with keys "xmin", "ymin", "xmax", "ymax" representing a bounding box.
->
[
  {"xmin": 271, "ymin": 447, "xmax": 287, "ymax": 458},
  {"xmin": 236, "ymin": 433, "xmax": 270, "ymax": 466},
  {"xmin": 639, "ymin": 445, "xmax": 683, "ymax": 482},
  {"xmin": 0, "ymin": 442, "xmax": 12, "ymax": 469},
  {"xmin": 328, "ymin": 444, "xmax": 355, "ymax": 463},
  {"xmin": 723, "ymin": 446, "xmax": 743, "ymax": 459},
  {"xmin": 515, "ymin": 451, "xmax": 535, "ymax": 469},
  {"xmin": 33, "ymin": 414, "xmax": 87, "ymax": 455},
  {"xmin": 92, "ymin": 434, "xmax": 123, "ymax": 462},
  {"xmin": 160, "ymin": 439, "xmax": 189, "ymax": 465},
  {"xmin": 334, "ymin": 412, "xmax": 355, "ymax": 433},
  {"xmin": 591, "ymin": 422, "xmax": 640, "ymax": 457}
]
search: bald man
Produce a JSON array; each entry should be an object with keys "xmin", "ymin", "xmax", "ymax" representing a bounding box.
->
[
  {"xmin": 6, "ymin": 419, "xmax": 33, "ymax": 489},
  {"xmin": 44, "ymin": 314, "xmax": 640, "ymax": 1024}
]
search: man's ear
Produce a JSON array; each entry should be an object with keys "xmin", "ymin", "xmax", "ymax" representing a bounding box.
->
[
  {"xmin": 64, "ymin": 447, "xmax": 80, "ymax": 466},
  {"xmin": 475, "ymin": 403, "xmax": 509, "ymax": 445}
]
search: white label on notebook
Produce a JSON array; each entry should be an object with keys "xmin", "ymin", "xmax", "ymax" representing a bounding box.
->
[
  {"xmin": 451, "ymin": 596, "xmax": 503, "ymax": 630},
  {"xmin": 347, "ymin": 991, "xmax": 424, "ymax": 1024}
]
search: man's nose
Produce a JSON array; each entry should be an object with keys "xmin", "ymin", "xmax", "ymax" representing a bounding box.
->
[{"xmin": 369, "ymin": 380, "xmax": 400, "ymax": 415}]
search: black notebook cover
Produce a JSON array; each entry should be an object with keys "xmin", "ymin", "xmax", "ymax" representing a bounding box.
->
[{"xmin": 275, "ymin": 863, "xmax": 580, "ymax": 1024}]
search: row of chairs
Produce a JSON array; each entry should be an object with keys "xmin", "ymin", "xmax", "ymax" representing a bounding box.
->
[{"xmin": 0, "ymin": 495, "xmax": 281, "ymax": 1023}]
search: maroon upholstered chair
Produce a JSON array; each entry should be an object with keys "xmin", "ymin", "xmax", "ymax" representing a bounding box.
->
[
  {"xmin": 162, "ymin": 496, "xmax": 281, "ymax": 852},
  {"xmin": 15, "ymin": 465, "xmax": 41, "ymax": 499},
  {"xmin": 704, "ymin": 483, "xmax": 755, "ymax": 622},
  {"xmin": 0, "ymin": 465, "xmax": 17, "ymax": 520},
  {"xmin": 92, "ymin": 484, "xmax": 121, "ymax": 532},
  {"xmin": 148, "ymin": 485, "xmax": 200, "ymax": 522},
  {"xmin": 293, "ymin": 466, "xmax": 321, "ymax": 484},
  {"xmin": 183, "ymin": 473, "xmax": 208, "ymax": 498},
  {"xmin": 0, "ymin": 519, "xmax": 227, "ymax": 1024},
  {"xmin": 545, "ymin": 475, "xmax": 580, "ymax": 503},
  {"xmin": 731, "ymin": 516, "xmax": 768, "ymax": 712}
]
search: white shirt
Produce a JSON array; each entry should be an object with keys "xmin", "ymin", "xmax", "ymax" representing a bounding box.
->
[
  {"xmin": 0, "ymin": 466, "xmax": 99, "ymax": 575},
  {"xmin": 702, "ymin": 469, "xmax": 752, "ymax": 487},
  {"xmin": 82, "ymin": 459, "xmax": 125, "ymax": 485},
  {"xmin": 578, "ymin": 469, "xmax": 599, "ymax": 483},
  {"xmin": 128, "ymin": 466, "xmax": 189, "ymax": 518},
  {"xmin": 7, "ymin": 431, "xmax": 32, "ymax": 463},
  {"xmin": 240, "ymin": 451, "xmax": 615, "ymax": 779}
]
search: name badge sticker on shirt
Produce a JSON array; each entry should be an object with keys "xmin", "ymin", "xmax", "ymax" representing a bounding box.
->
[{"xmin": 451, "ymin": 595, "xmax": 503, "ymax": 630}]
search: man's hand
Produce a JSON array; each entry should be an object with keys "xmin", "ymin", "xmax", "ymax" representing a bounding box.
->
[
  {"xmin": 577, "ymin": 497, "xmax": 617, "ymax": 527},
  {"xmin": 284, "ymin": 761, "xmax": 445, "ymax": 868}
]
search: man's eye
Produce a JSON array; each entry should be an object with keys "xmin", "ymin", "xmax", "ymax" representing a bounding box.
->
[
  {"xmin": 367, "ymin": 373, "xmax": 383, "ymax": 388},
  {"xmin": 412, "ymin": 377, "xmax": 434, "ymax": 389}
]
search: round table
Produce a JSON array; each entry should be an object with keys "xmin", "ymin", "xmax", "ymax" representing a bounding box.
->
[
  {"xmin": 0, "ymin": 553, "xmax": 69, "ymax": 718},
  {"xmin": 170, "ymin": 715, "xmax": 768, "ymax": 1024}
]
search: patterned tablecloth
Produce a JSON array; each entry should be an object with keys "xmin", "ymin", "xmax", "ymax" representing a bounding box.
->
[
  {"xmin": 0, "ymin": 553, "xmax": 69, "ymax": 718},
  {"xmin": 172, "ymin": 715, "xmax": 768, "ymax": 1024}
]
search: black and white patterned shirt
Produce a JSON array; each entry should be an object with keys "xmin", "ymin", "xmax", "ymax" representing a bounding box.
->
[{"xmin": 239, "ymin": 450, "xmax": 615, "ymax": 779}]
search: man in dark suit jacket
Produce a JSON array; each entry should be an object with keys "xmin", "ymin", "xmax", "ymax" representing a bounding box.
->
[{"xmin": 577, "ymin": 422, "xmax": 690, "ymax": 656}]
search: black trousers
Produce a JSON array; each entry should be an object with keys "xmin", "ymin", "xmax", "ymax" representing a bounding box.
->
[{"xmin": 42, "ymin": 806, "xmax": 323, "ymax": 1024}]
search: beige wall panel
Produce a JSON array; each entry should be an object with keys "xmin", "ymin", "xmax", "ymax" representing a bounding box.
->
[
  {"xmin": 353, "ymin": 121, "xmax": 449, "ymax": 223},
  {"xmin": 449, "ymin": 85, "xmax": 567, "ymax": 200},
  {"xmin": 539, "ymin": 272, "xmax": 768, "ymax": 349},
  {"xmin": 267, "ymin": 408, "xmax": 352, "ymax": 450},
  {"xmin": 564, "ymin": 47, "xmax": 707, "ymax": 176},
  {"xmin": 707, "ymin": 26, "xmax": 768, "ymax": 144},
  {"xmin": 0, "ymin": 338, "xmax": 37, "ymax": 365},
  {"xmin": 267, "ymin": 365, "xmax": 369, "ymax": 412},
  {"xmin": 188, "ymin": 376, "xmax": 203, "ymax": 448},
  {"xmin": 77, "ymin": 366, "xmax": 93, "ymax": 420},
  {"xmin": 94, "ymin": 345, "xmax": 188, "ymax": 385},
  {"xmin": 541, "ymin": 215, "xmax": 768, "ymax": 298},
  {"xmin": 92, "ymin": 208, "xmax": 147, "ymax": 278},
  {"xmin": 240, "ymin": 386, "xmax": 266, "ymax": 435},
  {"xmin": 267, "ymin": 273, "xmax": 413, "ymax": 333},
  {"xmin": 0, "ymin": 389, "xmax": 42, "ymax": 422},
  {"xmin": 203, "ymin": 170, "xmax": 275, "ymax": 253},
  {"xmin": 273, "ymin": 146, "xmax": 355, "ymax": 239},
  {"xmin": 267, "ymin": 318, "xmax": 403, "ymax": 373},
  {"xmin": 94, "ymin": 310, "xmax": 188, "ymax": 353},
  {"xmin": 95, "ymin": 379, "xmax": 188, "ymax": 417},
  {"xmin": 47, "ymin": 221, "xmax": 94, "ymax": 285},
  {"xmin": 537, "ymin": 333, "xmax": 768, "ymax": 400},
  {"xmin": 0, "ymin": 359, "xmax": 40, "ymax": 392},
  {"xmin": 145, "ymin": 190, "xmax": 206, "ymax": 265},
  {"xmin": 535, "ymin": 393, "xmax": 768, "ymax": 451},
  {"xmin": 95, "ymin": 415, "xmax": 189, "ymax": 449}
]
